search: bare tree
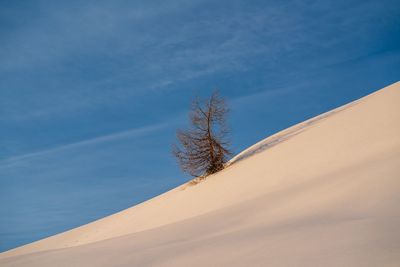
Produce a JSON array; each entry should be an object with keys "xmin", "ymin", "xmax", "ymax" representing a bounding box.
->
[{"xmin": 173, "ymin": 91, "xmax": 232, "ymax": 177}]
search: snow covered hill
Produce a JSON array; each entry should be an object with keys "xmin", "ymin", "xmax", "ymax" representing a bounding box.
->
[{"xmin": 1, "ymin": 82, "xmax": 399, "ymax": 267}]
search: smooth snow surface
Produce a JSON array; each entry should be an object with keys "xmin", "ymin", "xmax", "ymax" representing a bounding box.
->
[{"xmin": 1, "ymin": 82, "xmax": 399, "ymax": 266}]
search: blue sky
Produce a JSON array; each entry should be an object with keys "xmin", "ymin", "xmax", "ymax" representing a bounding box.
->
[{"xmin": 0, "ymin": 0, "xmax": 399, "ymax": 252}]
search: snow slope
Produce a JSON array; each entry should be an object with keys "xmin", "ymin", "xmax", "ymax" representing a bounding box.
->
[{"xmin": 1, "ymin": 82, "xmax": 399, "ymax": 266}]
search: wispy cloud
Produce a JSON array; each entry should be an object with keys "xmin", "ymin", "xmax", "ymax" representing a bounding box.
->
[
  {"xmin": 0, "ymin": 122, "xmax": 167, "ymax": 166},
  {"xmin": 0, "ymin": 1, "xmax": 202, "ymax": 71},
  {"xmin": 0, "ymin": 0, "xmax": 310, "ymax": 121}
]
